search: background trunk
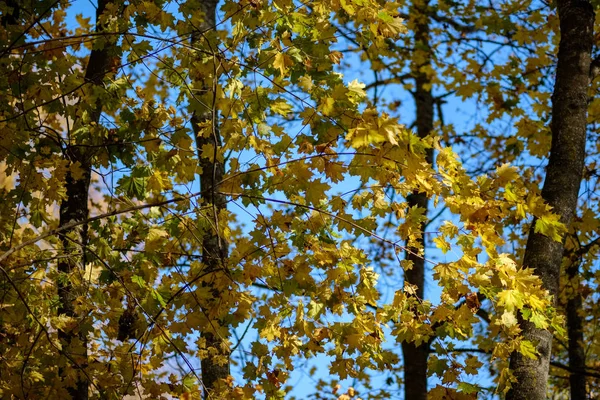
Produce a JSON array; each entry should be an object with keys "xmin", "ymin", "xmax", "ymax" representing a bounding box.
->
[
  {"xmin": 57, "ymin": 153, "xmax": 92, "ymax": 400},
  {"xmin": 566, "ymin": 259, "xmax": 587, "ymax": 399},
  {"xmin": 507, "ymin": 1, "xmax": 593, "ymax": 399},
  {"xmin": 401, "ymin": 1, "xmax": 434, "ymax": 399},
  {"xmin": 189, "ymin": 1, "xmax": 231, "ymax": 397},
  {"xmin": 57, "ymin": 0, "xmax": 117, "ymax": 397}
]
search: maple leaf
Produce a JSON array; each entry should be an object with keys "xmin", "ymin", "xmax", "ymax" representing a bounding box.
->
[
  {"xmin": 519, "ymin": 340, "xmax": 538, "ymax": 360},
  {"xmin": 273, "ymin": 52, "xmax": 293, "ymax": 76},
  {"xmin": 372, "ymin": 11, "xmax": 407, "ymax": 38},
  {"xmin": 497, "ymin": 290, "xmax": 524, "ymax": 312},
  {"xmin": 500, "ymin": 310, "xmax": 518, "ymax": 327},
  {"xmin": 534, "ymin": 212, "xmax": 566, "ymax": 242}
]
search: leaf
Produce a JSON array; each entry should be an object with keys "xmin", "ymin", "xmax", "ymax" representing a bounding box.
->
[
  {"xmin": 318, "ymin": 97, "xmax": 336, "ymax": 116},
  {"xmin": 500, "ymin": 310, "xmax": 518, "ymax": 327},
  {"xmin": 464, "ymin": 355, "xmax": 483, "ymax": 375},
  {"xmin": 260, "ymin": 324, "xmax": 280, "ymax": 341},
  {"xmin": 147, "ymin": 170, "xmax": 172, "ymax": 193},
  {"xmin": 69, "ymin": 161, "xmax": 87, "ymax": 180},
  {"xmin": 132, "ymin": 275, "xmax": 146, "ymax": 288},
  {"xmin": 347, "ymin": 79, "xmax": 366, "ymax": 101},
  {"xmin": 146, "ymin": 227, "xmax": 168, "ymax": 252},
  {"xmin": 457, "ymin": 382, "xmax": 480, "ymax": 394},
  {"xmin": 271, "ymin": 99, "xmax": 293, "ymax": 116},
  {"xmin": 200, "ymin": 143, "xmax": 215, "ymax": 161},
  {"xmin": 433, "ymin": 236, "xmax": 451, "ymax": 254},
  {"xmin": 307, "ymin": 300, "xmax": 324, "ymax": 318},
  {"xmin": 495, "ymin": 163, "xmax": 520, "ymax": 184},
  {"xmin": 297, "ymin": 75, "xmax": 313, "ymax": 91},
  {"xmin": 534, "ymin": 213, "xmax": 566, "ymax": 242},
  {"xmin": 497, "ymin": 290, "xmax": 524, "ymax": 312},
  {"xmin": 117, "ymin": 175, "xmax": 148, "ymax": 199},
  {"xmin": 528, "ymin": 311, "xmax": 549, "ymax": 330},
  {"xmin": 273, "ymin": 52, "xmax": 293, "ymax": 76},
  {"xmin": 372, "ymin": 12, "xmax": 407, "ymax": 38},
  {"xmin": 519, "ymin": 340, "xmax": 538, "ymax": 360}
]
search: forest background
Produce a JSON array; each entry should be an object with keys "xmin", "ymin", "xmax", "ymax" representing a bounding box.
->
[{"xmin": 0, "ymin": 0, "xmax": 599, "ymax": 399}]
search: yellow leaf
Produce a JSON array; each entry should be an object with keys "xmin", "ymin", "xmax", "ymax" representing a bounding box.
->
[
  {"xmin": 142, "ymin": 137, "xmax": 162, "ymax": 153},
  {"xmin": 495, "ymin": 163, "xmax": 520, "ymax": 184},
  {"xmin": 273, "ymin": 52, "xmax": 293, "ymax": 76},
  {"xmin": 318, "ymin": 97, "xmax": 335, "ymax": 116},
  {"xmin": 271, "ymin": 99, "xmax": 293, "ymax": 116},
  {"xmin": 260, "ymin": 324, "xmax": 280, "ymax": 341},
  {"xmin": 535, "ymin": 213, "xmax": 566, "ymax": 242},
  {"xmin": 433, "ymin": 262, "xmax": 458, "ymax": 280},
  {"xmin": 519, "ymin": 340, "xmax": 538, "ymax": 360},
  {"xmin": 148, "ymin": 170, "xmax": 172, "ymax": 193},
  {"xmin": 29, "ymin": 370, "xmax": 45, "ymax": 383},
  {"xmin": 371, "ymin": 12, "xmax": 406, "ymax": 38},
  {"xmin": 500, "ymin": 310, "xmax": 517, "ymax": 327},
  {"xmin": 378, "ymin": 116, "xmax": 400, "ymax": 145},
  {"xmin": 0, "ymin": 161, "xmax": 15, "ymax": 191},
  {"xmin": 433, "ymin": 236, "xmax": 451, "ymax": 254},
  {"xmin": 146, "ymin": 227, "xmax": 168, "ymax": 252},
  {"xmin": 83, "ymin": 263, "xmax": 102, "ymax": 283},
  {"xmin": 201, "ymin": 143, "xmax": 215, "ymax": 161},
  {"xmin": 348, "ymin": 79, "xmax": 366, "ymax": 97},
  {"xmin": 497, "ymin": 289, "xmax": 523, "ymax": 312},
  {"xmin": 345, "ymin": 333, "xmax": 363, "ymax": 349},
  {"xmin": 298, "ymin": 75, "xmax": 313, "ymax": 91},
  {"xmin": 529, "ymin": 311, "xmax": 549, "ymax": 329}
]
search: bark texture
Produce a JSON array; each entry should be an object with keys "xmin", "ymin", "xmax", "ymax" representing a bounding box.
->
[
  {"xmin": 190, "ymin": 1, "xmax": 231, "ymax": 397},
  {"xmin": 507, "ymin": 1, "xmax": 593, "ymax": 399},
  {"xmin": 57, "ymin": 0, "xmax": 118, "ymax": 398},
  {"xmin": 401, "ymin": 1, "xmax": 434, "ymax": 399}
]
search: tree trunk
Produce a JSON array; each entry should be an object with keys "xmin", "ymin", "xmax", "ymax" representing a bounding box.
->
[
  {"xmin": 190, "ymin": 1, "xmax": 231, "ymax": 397},
  {"xmin": 507, "ymin": 1, "xmax": 593, "ymax": 399},
  {"xmin": 57, "ymin": 1, "xmax": 118, "ymax": 398},
  {"xmin": 57, "ymin": 152, "xmax": 92, "ymax": 400},
  {"xmin": 566, "ymin": 260, "xmax": 587, "ymax": 400},
  {"xmin": 401, "ymin": 1, "xmax": 434, "ymax": 399}
]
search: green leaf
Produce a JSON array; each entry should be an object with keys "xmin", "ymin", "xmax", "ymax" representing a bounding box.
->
[{"xmin": 132, "ymin": 275, "xmax": 146, "ymax": 288}]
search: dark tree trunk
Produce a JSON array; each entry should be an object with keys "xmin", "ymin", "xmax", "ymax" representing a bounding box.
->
[
  {"xmin": 507, "ymin": 1, "xmax": 593, "ymax": 399},
  {"xmin": 401, "ymin": 1, "xmax": 434, "ymax": 399},
  {"xmin": 566, "ymin": 260, "xmax": 587, "ymax": 400},
  {"xmin": 57, "ymin": 0, "xmax": 118, "ymax": 398},
  {"xmin": 190, "ymin": 1, "xmax": 231, "ymax": 397},
  {"xmin": 57, "ymin": 152, "xmax": 92, "ymax": 400}
]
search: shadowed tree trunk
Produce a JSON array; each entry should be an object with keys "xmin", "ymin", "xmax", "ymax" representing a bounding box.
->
[
  {"xmin": 401, "ymin": 1, "xmax": 434, "ymax": 399},
  {"xmin": 189, "ymin": 1, "xmax": 231, "ymax": 397},
  {"xmin": 507, "ymin": 1, "xmax": 594, "ymax": 399},
  {"xmin": 57, "ymin": 0, "xmax": 119, "ymax": 398}
]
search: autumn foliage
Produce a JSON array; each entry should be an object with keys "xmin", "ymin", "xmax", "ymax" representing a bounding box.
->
[{"xmin": 0, "ymin": 0, "xmax": 599, "ymax": 399}]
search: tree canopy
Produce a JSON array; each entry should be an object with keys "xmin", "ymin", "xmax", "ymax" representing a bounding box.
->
[{"xmin": 0, "ymin": 0, "xmax": 599, "ymax": 399}]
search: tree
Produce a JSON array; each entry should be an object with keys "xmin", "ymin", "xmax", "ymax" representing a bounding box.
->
[
  {"xmin": 55, "ymin": 1, "xmax": 122, "ymax": 398},
  {"xmin": 189, "ymin": 0, "xmax": 231, "ymax": 395},
  {"xmin": 400, "ymin": 2, "xmax": 434, "ymax": 399},
  {"xmin": 0, "ymin": 0, "xmax": 599, "ymax": 399},
  {"xmin": 507, "ymin": 1, "xmax": 594, "ymax": 399}
]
